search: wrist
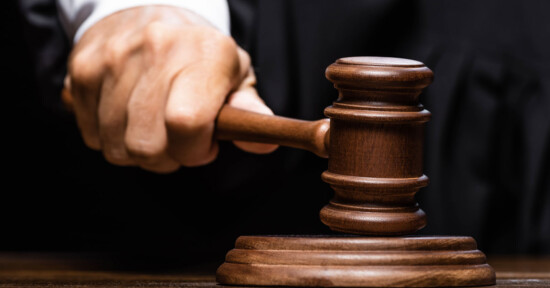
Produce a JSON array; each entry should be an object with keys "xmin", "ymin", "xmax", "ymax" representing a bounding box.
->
[{"xmin": 57, "ymin": 0, "xmax": 230, "ymax": 43}]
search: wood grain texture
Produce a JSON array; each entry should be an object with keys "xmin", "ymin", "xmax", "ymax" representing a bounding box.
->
[
  {"xmin": 216, "ymin": 236, "xmax": 496, "ymax": 287},
  {"xmin": 215, "ymin": 57, "xmax": 497, "ymax": 287},
  {"xmin": 215, "ymin": 56, "xmax": 434, "ymax": 235},
  {"xmin": 0, "ymin": 253, "xmax": 547, "ymax": 287},
  {"xmin": 320, "ymin": 57, "xmax": 433, "ymax": 235},
  {"xmin": 216, "ymin": 105, "xmax": 330, "ymax": 157},
  {"xmin": 62, "ymin": 56, "xmax": 433, "ymax": 235}
]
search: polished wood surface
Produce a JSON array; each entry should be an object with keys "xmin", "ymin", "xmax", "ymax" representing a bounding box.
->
[
  {"xmin": 214, "ymin": 57, "xmax": 496, "ymax": 287},
  {"xmin": 0, "ymin": 253, "xmax": 548, "ymax": 288},
  {"xmin": 60, "ymin": 57, "xmax": 502, "ymax": 287},
  {"xmin": 216, "ymin": 105, "xmax": 330, "ymax": 157},
  {"xmin": 321, "ymin": 56, "xmax": 433, "ymax": 235},
  {"xmin": 217, "ymin": 236, "xmax": 495, "ymax": 287},
  {"xmin": 219, "ymin": 56, "xmax": 434, "ymax": 236},
  {"xmin": 62, "ymin": 56, "xmax": 433, "ymax": 236}
]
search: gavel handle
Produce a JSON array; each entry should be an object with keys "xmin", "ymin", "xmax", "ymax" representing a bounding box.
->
[
  {"xmin": 216, "ymin": 105, "xmax": 330, "ymax": 158},
  {"xmin": 62, "ymin": 88, "xmax": 330, "ymax": 157}
]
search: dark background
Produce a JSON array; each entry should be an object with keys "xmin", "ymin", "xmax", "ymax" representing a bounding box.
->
[{"xmin": 4, "ymin": 0, "xmax": 549, "ymax": 270}]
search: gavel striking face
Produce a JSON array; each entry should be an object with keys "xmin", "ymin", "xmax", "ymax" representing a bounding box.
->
[{"xmin": 216, "ymin": 56, "xmax": 434, "ymax": 235}]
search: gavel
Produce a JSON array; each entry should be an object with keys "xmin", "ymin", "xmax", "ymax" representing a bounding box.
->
[
  {"xmin": 216, "ymin": 56, "xmax": 432, "ymax": 235},
  {"xmin": 64, "ymin": 56, "xmax": 496, "ymax": 287},
  {"xmin": 63, "ymin": 56, "xmax": 431, "ymax": 235},
  {"xmin": 215, "ymin": 57, "xmax": 494, "ymax": 287}
]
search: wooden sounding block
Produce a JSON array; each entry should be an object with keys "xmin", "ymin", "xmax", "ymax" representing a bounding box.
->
[
  {"xmin": 215, "ymin": 56, "xmax": 496, "ymax": 287},
  {"xmin": 217, "ymin": 236, "xmax": 495, "ymax": 287}
]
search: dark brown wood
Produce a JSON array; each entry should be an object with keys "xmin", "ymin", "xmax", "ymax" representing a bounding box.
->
[
  {"xmin": 215, "ymin": 56, "xmax": 433, "ymax": 235},
  {"xmin": 214, "ymin": 57, "xmax": 498, "ymax": 287},
  {"xmin": 320, "ymin": 57, "xmax": 433, "ymax": 235},
  {"xmin": 62, "ymin": 56, "xmax": 432, "ymax": 236},
  {"xmin": 216, "ymin": 236, "xmax": 495, "ymax": 287},
  {"xmin": 215, "ymin": 105, "xmax": 330, "ymax": 157},
  {"xmin": 60, "ymin": 56, "xmax": 501, "ymax": 287},
  {"xmin": 0, "ymin": 254, "xmax": 547, "ymax": 288}
]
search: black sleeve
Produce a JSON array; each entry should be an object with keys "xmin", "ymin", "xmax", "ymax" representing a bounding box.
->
[{"xmin": 16, "ymin": 0, "xmax": 70, "ymax": 114}]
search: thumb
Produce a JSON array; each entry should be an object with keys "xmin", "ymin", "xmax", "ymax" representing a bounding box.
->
[{"xmin": 226, "ymin": 79, "xmax": 279, "ymax": 154}]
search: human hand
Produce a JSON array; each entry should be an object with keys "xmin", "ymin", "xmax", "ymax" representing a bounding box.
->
[{"xmin": 66, "ymin": 6, "xmax": 277, "ymax": 173}]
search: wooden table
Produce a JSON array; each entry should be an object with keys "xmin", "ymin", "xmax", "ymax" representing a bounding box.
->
[{"xmin": 0, "ymin": 253, "xmax": 548, "ymax": 287}]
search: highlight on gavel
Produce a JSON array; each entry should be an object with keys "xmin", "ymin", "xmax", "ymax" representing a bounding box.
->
[
  {"xmin": 215, "ymin": 56, "xmax": 432, "ymax": 236},
  {"xmin": 64, "ymin": 56, "xmax": 496, "ymax": 287},
  {"xmin": 63, "ymin": 56, "xmax": 428, "ymax": 235}
]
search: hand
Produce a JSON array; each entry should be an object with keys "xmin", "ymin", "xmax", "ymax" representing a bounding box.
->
[{"xmin": 66, "ymin": 6, "xmax": 277, "ymax": 173}]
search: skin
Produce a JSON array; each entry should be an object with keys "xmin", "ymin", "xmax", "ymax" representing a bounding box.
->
[{"xmin": 66, "ymin": 6, "xmax": 277, "ymax": 173}]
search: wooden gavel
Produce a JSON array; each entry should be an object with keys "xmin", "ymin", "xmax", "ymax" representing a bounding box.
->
[
  {"xmin": 217, "ymin": 57, "xmax": 497, "ymax": 288},
  {"xmin": 217, "ymin": 56, "xmax": 433, "ymax": 235},
  {"xmin": 65, "ymin": 56, "xmax": 434, "ymax": 236}
]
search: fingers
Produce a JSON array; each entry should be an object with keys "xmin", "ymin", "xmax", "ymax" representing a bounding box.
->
[
  {"xmin": 97, "ymin": 54, "xmax": 140, "ymax": 167},
  {"xmin": 237, "ymin": 47, "xmax": 252, "ymax": 80},
  {"xmin": 164, "ymin": 63, "xmax": 233, "ymax": 167},
  {"xmin": 97, "ymin": 21, "xmax": 181, "ymax": 173},
  {"xmin": 227, "ymin": 67, "xmax": 279, "ymax": 154},
  {"xmin": 124, "ymin": 66, "xmax": 180, "ymax": 173},
  {"xmin": 69, "ymin": 48, "xmax": 103, "ymax": 150}
]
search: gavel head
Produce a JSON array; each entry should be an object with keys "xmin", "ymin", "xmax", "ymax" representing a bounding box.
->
[{"xmin": 320, "ymin": 57, "xmax": 433, "ymax": 235}]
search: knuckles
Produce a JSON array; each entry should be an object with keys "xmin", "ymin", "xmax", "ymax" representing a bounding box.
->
[
  {"xmin": 143, "ymin": 22, "xmax": 239, "ymax": 65},
  {"xmin": 200, "ymin": 27, "xmax": 237, "ymax": 52},
  {"xmin": 69, "ymin": 48, "xmax": 103, "ymax": 87},
  {"xmin": 196, "ymin": 28, "xmax": 239, "ymax": 64},
  {"xmin": 142, "ymin": 21, "xmax": 175, "ymax": 55},
  {"xmin": 124, "ymin": 136, "xmax": 166, "ymax": 164},
  {"xmin": 164, "ymin": 106, "xmax": 220, "ymax": 167},
  {"xmin": 164, "ymin": 105, "xmax": 215, "ymax": 134},
  {"xmin": 103, "ymin": 38, "xmax": 132, "ymax": 72}
]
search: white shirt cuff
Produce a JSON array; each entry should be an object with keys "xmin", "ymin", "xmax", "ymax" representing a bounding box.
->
[{"xmin": 57, "ymin": 0, "xmax": 230, "ymax": 43}]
